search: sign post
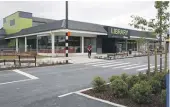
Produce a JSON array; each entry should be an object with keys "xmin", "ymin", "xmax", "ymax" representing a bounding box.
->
[{"xmin": 65, "ymin": 1, "xmax": 68, "ymax": 63}]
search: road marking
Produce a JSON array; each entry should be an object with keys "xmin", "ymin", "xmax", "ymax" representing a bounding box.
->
[
  {"xmin": 136, "ymin": 65, "xmax": 160, "ymax": 71},
  {"xmin": 13, "ymin": 69, "xmax": 39, "ymax": 79},
  {"xmin": 113, "ymin": 64, "xmax": 139, "ymax": 69},
  {"xmin": 58, "ymin": 92, "xmax": 74, "ymax": 98},
  {"xmin": 0, "ymin": 79, "xmax": 32, "ymax": 86},
  {"xmin": 85, "ymin": 61, "xmax": 113, "ymax": 65},
  {"xmin": 123, "ymin": 64, "xmax": 148, "ymax": 70},
  {"xmin": 76, "ymin": 87, "xmax": 93, "ymax": 93},
  {"xmin": 93, "ymin": 62, "xmax": 122, "ymax": 66},
  {"xmin": 75, "ymin": 92, "xmax": 126, "ymax": 107},
  {"xmin": 102, "ymin": 63, "xmax": 130, "ymax": 68}
]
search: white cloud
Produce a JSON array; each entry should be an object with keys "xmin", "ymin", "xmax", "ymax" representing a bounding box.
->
[{"xmin": 0, "ymin": 1, "xmax": 163, "ymax": 31}]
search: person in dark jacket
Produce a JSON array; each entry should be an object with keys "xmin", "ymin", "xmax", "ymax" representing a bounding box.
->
[{"xmin": 87, "ymin": 44, "xmax": 92, "ymax": 58}]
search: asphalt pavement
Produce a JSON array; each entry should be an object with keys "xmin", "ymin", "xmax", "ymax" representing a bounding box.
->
[{"xmin": 0, "ymin": 55, "xmax": 168, "ymax": 107}]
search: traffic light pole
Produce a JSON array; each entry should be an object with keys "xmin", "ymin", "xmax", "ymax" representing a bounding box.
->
[{"xmin": 65, "ymin": 1, "xmax": 68, "ymax": 63}]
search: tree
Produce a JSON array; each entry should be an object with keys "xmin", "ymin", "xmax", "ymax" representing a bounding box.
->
[
  {"xmin": 129, "ymin": 1, "xmax": 170, "ymax": 72},
  {"xmin": 136, "ymin": 37, "xmax": 146, "ymax": 51}
]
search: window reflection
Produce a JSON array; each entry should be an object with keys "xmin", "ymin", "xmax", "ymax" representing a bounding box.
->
[
  {"xmin": 38, "ymin": 36, "xmax": 51, "ymax": 53},
  {"xmin": 55, "ymin": 36, "xmax": 81, "ymax": 53},
  {"xmin": 84, "ymin": 37, "xmax": 96, "ymax": 53}
]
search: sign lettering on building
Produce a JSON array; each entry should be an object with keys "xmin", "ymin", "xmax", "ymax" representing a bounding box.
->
[{"xmin": 111, "ymin": 28, "xmax": 129, "ymax": 36}]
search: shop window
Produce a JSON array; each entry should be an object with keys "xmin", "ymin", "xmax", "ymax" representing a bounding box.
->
[
  {"xmin": 55, "ymin": 36, "xmax": 81, "ymax": 53},
  {"xmin": 84, "ymin": 37, "xmax": 96, "ymax": 53},
  {"xmin": 128, "ymin": 40, "xmax": 137, "ymax": 51},
  {"xmin": 38, "ymin": 36, "xmax": 52, "ymax": 53}
]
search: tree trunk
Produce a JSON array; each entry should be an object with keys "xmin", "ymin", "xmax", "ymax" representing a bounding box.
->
[
  {"xmin": 159, "ymin": 34, "xmax": 163, "ymax": 72},
  {"xmin": 164, "ymin": 42, "xmax": 168, "ymax": 72},
  {"xmin": 155, "ymin": 47, "xmax": 158, "ymax": 73},
  {"xmin": 147, "ymin": 42, "xmax": 150, "ymax": 76}
]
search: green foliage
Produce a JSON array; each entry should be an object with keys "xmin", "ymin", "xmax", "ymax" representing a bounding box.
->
[
  {"xmin": 110, "ymin": 78, "xmax": 128, "ymax": 98},
  {"xmin": 109, "ymin": 75, "xmax": 121, "ymax": 83},
  {"xmin": 129, "ymin": 1, "xmax": 170, "ymax": 36},
  {"xmin": 130, "ymin": 81, "xmax": 152, "ymax": 104},
  {"xmin": 121, "ymin": 73, "xmax": 128, "ymax": 81},
  {"xmin": 152, "ymin": 72, "xmax": 167, "ymax": 89},
  {"xmin": 138, "ymin": 72, "xmax": 149, "ymax": 81},
  {"xmin": 161, "ymin": 89, "xmax": 166, "ymax": 104},
  {"xmin": 92, "ymin": 76, "xmax": 106, "ymax": 92},
  {"xmin": 149, "ymin": 79, "xmax": 161, "ymax": 94},
  {"xmin": 127, "ymin": 75, "xmax": 140, "ymax": 89}
]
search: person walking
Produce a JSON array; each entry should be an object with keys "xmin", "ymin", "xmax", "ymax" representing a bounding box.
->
[{"xmin": 87, "ymin": 44, "xmax": 92, "ymax": 58}]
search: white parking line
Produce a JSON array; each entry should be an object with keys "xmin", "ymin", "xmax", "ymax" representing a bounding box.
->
[
  {"xmin": 13, "ymin": 69, "xmax": 39, "ymax": 79},
  {"xmin": 75, "ymin": 92, "xmax": 126, "ymax": 107},
  {"xmin": 58, "ymin": 83, "xmax": 111, "ymax": 98},
  {"xmin": 0, "ymin": 79, "xmax": 32, "ymax": 86},
  {"xmin": 58, "ymin": 92, "xmax": 74, "ymax": 98}
]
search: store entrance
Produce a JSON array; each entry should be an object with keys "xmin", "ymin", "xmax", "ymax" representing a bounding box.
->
[
  {"xmin": 102, "ymin": 38, "xmax": 127, "ymax": 53},
  {"xmin": 102, "ymin": 38, "xmax": 116, "ymax": 53}
]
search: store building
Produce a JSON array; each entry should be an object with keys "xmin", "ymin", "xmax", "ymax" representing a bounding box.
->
[{"xmin": 0, "ymin": 11, "xmax": 158, "ymax": 56}]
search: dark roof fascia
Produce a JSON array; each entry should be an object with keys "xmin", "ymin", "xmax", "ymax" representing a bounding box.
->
[{"xmin": 62, "ymin": 19, "xmax": 107, "ymax": 34}]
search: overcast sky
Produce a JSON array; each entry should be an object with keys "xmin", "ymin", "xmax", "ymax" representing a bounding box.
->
[{"xmin": 0, "ymin": 1, "xmax": 164, "ymax": 30}]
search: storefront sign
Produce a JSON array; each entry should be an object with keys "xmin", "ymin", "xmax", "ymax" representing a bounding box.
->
[{"xmin": 111, "ymin": 28, "xmax": 129, "ymax": 36}]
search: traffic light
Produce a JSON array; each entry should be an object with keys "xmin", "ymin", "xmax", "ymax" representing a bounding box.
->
[{"xmin": 66, "ymin": 31, "xmax": 71, "ymax": 36}]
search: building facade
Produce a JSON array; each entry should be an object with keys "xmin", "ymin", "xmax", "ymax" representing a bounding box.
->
[{"xmin": 0, "ymin": 11, "xmax": 158, "ymax": 56}]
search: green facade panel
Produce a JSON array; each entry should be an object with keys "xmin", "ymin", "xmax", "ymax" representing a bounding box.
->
[{"xmin": 3, "ymin": 11, "xmax": 32, "ymax": 35}]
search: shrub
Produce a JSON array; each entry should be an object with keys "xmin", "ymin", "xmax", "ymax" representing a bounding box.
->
[
  {"xmin": 138, "ymin": 72, "xmax": 149, "ymax": 81},
  {"xmin": 153, "ymin": 72, "xmax": 167, "ymax": 89},
  {"xmin": 110, "ymin": 78, "xmax": 128, "ymax": 98},
  {"xmin": 92, "ymin": 76, "xmax": 106, "ymax": 92},
  {"xmin": 149, "ymin": 79, "xmax": 161, "ymax": 94},
  {"xmin": 130, "ymin": 81, "xmax": 152, "ymax": 104},
  {"xmin": 127, "ymin": 75, "xmax": 140, "ymax": 89},
  {"xmin": 161, "ymin": 89, "xmax": 166, "ymax": 104},
  {"xmin": 121, "ymin": 73, "xmax": 128, "ymax": 81},
  {"xmin": 109, "ymin": 75, "xmax": 121, "ymax": 83}
]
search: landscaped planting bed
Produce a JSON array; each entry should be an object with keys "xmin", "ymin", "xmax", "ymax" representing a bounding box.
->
[{"xmin": 82, "ymin": 72, "xmax": 167, "ymax": 107}]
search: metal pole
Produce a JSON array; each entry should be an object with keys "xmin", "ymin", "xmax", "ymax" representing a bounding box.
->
[{"xmin": 65, "ymin": 1, "xmax": 68, "ymax": 63}]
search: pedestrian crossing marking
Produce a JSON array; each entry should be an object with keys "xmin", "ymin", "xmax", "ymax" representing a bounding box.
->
[
  {"xmin": 102, "ymin": 62, "xmax": 130, "ymax": 68},
  {"xmin": 136, "ymin": 65, "xmax": 160, "ymax": 71},
  {"xmin": 93, "ymin": 62, "xmax": 122, "ymax": 66},
  {"xmin": 85, "ymin": 61, "xmax": 114, "ymax": 65},
  {"xmin": 123, "ymin": 64, "xmax": 148, "ymax": 70},
  {"xmin": 113, "ymin": 64, "xmax": 139, "ymax": 69}
]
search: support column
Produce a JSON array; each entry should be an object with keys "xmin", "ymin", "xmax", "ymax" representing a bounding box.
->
[
  {"xmin": 36, "ymin": 36, "xmax": 38, "ymax": 53},
  {"xmin": 25, "ymin": 37, "xmax": 27, "ymax": 52},
  {"xmin": 51, "ymin": 33, "xmax": 55, "ymax": 57},
  {"xmin": 136, "ymin": 40, "xmax": 138, "ymax": 51},
  {"xmin": 125, "ymin": 39, "xmax": 128, "ymax": 51},
  {"xmin": 16, "ymin": 38, "xmax": 18, "ymax": 52},
  {"xmin": 81, "ymin": 36, "xmax": 84, "ymax": 53}
]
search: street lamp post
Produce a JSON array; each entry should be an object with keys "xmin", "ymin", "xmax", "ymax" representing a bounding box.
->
[{"xmin": 65, "ymin": 1, "xmax": 68, "ymax": 63}]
